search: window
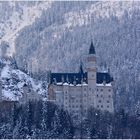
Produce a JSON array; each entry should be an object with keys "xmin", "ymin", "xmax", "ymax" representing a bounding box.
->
[
  {"xmin": 76, "ymin": 105, "xmax": 79, "ymax": 108},
  {"xmin": 99, "ymin": 100, "xmax": 101, "ymax": 103},
  {"xmin": 97, "ymin": 105, "xmax": 99, "ymax": 108},
  {"xmin": 108, "ymin": 89, "xmax": 111, "ymax": 92},
  {"xmin": 107, "ymin": 100, "xmax": 110, "ymax": 103},
  {"xmin": 97, "ymin": 89, "xmax": 98, "ymax": 91},
  {"xmin": 109, "ymin": 95, "xmax": 111, "ymax": 98},
  {"xmin": 101, "ymin": 105, "xmax": 103, "ymax": 108},
  {"xmin": 101, "ymin": 95, "xmax": 103, "ymax": 97},
  {"xmin": 101, "ymin": 89, "xmax": 103, "ymax": 92},
  {"xmin": 97, "ymin": 94, "xmax": 98, "ymax": 97},
  {"xmin": 84, "ymin": 88, "xmax": 86, "ymax": 91},
  {"xmin": 92, "ymin": 74, "xmax": 94, "ymax": 77},
  {"xmin": 107, "ymin": 105, "xmax": 109, "ymax": 108}
]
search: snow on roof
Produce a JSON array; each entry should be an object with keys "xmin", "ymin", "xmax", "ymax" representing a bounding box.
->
[
  {"xmin": 57, "ymin": 82, "xmax": 63, "ymax": 85},
  {"xmin": 96, "ymin": 83, "xmax": 112, "ymax": 87},
  {"xmin": 69, "ymin": 84, "xmax": 74, "ymax": 86},
  {"xmin": 82, "ymin": 83, "xmax": 88, "ymax": 86},
  {"xmin": 76, "ymin": 84, "xmax": 82, "ymax": 86},
  {"xmin": 63, "ymin": 82, "xmax": 69, "ymax": 86}
]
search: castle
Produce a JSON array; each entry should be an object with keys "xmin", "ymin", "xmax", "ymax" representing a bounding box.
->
[
  {"xmin": 0, "ymin": 42, "xmax": 114, "ymax": 121},
  {"xmin": 48, "ymin": 42, "xmax": 114, "ymax": 120}
]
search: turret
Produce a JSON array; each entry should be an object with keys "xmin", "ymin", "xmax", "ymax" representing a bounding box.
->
[
  {"xmin": 87, "ymin": 42, "xmax": 97, "ymax": 86},
  {"xmin": 87, "ymin": 42, "xmax": 97, "ymax": 106}
]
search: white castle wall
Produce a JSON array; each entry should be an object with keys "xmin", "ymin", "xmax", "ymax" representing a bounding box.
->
[
  {"xmin": 95, "ymin": 83, "xmax": 114, "ymax": 112},
  {"xmin": 52, "ymin": 83, "xmax": 89, "ymax": 120},
  {"xmin": 50, "ymin": 81, "xmax": 114, "ymax": 121}
]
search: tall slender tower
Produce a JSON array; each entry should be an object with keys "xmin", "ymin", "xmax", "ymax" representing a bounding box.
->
[{"xmin": 87, "ymin": 42, "xmax": 97, "ymax": 106}]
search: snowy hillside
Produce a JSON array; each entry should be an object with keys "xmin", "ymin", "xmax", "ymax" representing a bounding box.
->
[
  {"xmin": 0, "ymin": 1, "xmax": 140, "ymax": 112},
  {"xmin": 0, "ymin": 1, "xmax": 52, "ymax": 56},
  {"xmin": 0, "ymin": 58, "xmax": 47, "ymax": 101},
  {"xmin": 14, "ymin": 1, "xmax": 140, "ymax": 72}
]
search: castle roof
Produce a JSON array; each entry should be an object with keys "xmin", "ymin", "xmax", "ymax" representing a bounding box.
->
[
  {"xmin": 50, "ymin": 72, "xmax": 113, "ymax": 85},
  {"xmin": 89, "ymin": 41, "xmax": 96, "ymax": 54}
]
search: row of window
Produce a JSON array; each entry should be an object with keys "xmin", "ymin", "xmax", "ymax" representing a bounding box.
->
[
  {"xmin": 64, "ymin": 88, "xmax": 111, "ymax": 92},
  {"xmin": 97, "ymin": 95, "xmax": 112, "ymax": 98},
  {"xmin": 65, "ymin": 94, "xmax": 111, "ymax": 99},
  {"xmin": 97, "ymin": 89, "xmax": 111, "ymax": 92},
  {"xmin": 65, "ymin": 97, "xmax": 83, "ymax": 102},
  {"xmin": 98, "ymin": 100, "xmax": 110, "ymax": 103},
  {"xmin": 97, "ymin": 105, "xmax": 110, "ymax": 108},
  {"xmin": 88, "ymin": 88, "xmax": 112, "ymax": 92}
]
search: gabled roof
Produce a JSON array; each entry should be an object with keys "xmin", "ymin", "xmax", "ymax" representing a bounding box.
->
[
  {"xmin": 50, "ymin": 73, "xmax": 86, "ymax": 85},
  {"xmin": 50, "ymin": 72, "xmax": 113, "ymax": 85},
  {"xmin": 89, "ymin": 42, "xmax": 96, "ymax": 54}
]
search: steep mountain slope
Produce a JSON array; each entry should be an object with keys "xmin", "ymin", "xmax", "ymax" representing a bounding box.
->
[
  {"xmin": 15, "ymin": 1, "xmax": 140, "ymax": 72},
  {"xmin": 0, "ymin": 1, "xmax": 52, "ymax": 56},
  {"xmin": 0, "ymin": 58, "xmax": 47, "ymax": 101}
]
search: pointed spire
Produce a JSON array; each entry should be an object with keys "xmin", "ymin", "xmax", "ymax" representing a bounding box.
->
[
  {"xmin": 79, "ymin": 61, "xmax": 84, "ymax": 74},
  {"xmin": 66, "ymin": 75, "xmax": 69, "ymax": 83},
  {"xmin": 89, "ymin": 41, "xmax": 96, "ymax": 54},
  {"xmin": 61, "ymin": 75, "xmax": 64, "ymax": 83}
]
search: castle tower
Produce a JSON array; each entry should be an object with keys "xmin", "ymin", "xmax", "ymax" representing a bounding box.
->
[{"xmin": 87, "ymin": 42, "xmax": 97, "ymax": 106}]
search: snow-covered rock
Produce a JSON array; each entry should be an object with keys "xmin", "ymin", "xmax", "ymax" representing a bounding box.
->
[{"xmin": 0, "ymin": 58, "xmax": 47, "ymax": 101}]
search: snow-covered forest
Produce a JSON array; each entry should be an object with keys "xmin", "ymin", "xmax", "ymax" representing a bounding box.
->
[
  {"xmin": 0, "ymin": 1, "xmax": 140, "ymax": 138},
  {"xmin": 0, "ymin": 101, "xmax": 140, "ymax": 139}
]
